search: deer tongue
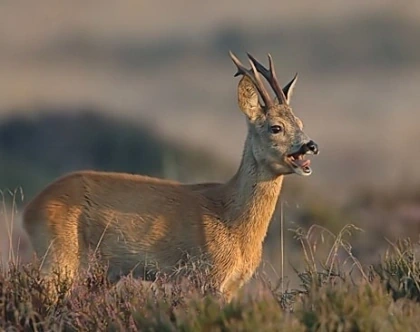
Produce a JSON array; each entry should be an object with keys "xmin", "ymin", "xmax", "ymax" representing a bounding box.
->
[{"xmin": 294, "ymin": 159, "xmax": 311, "ymax": 168}]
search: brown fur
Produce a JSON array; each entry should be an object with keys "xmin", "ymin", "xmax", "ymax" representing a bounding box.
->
[{"xmin": 23, "ymin": 53, "xmax": 317, "ymax": 301}]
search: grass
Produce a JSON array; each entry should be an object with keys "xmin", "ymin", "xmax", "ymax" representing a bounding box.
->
[
  {"xmin": 2, "ymin": 189, "xmax": 420, "ymax": 331},
  {"xmin": 0, "ymin": 226, "xmax": 420, "ymax": 331}
]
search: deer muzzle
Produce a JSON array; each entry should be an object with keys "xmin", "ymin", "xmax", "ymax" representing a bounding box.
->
[{"xmin": 287, "ymin": 140, "xmax": 319, "ymax": 176}]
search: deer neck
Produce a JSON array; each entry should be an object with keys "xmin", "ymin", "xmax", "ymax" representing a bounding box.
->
[{"xmin": 223, "ymin": 134, "xmax": 284, "ymax": 246}]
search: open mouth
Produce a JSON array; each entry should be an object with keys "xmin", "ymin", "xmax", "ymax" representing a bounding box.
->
[{"xmin": 287, "ymin": 151, "xmax": 312, "ymax": 176}]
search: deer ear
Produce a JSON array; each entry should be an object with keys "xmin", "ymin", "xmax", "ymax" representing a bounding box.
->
[
  {"xmin": 282, "ymin": 73, "xmax": 298, "ymax": 105},
  {"xmin": 237, "ymin": 76, "xmax": 263, "ymax": 120}
]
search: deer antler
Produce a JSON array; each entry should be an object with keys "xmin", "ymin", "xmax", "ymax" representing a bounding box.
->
[
  {"xmin": 229, "ymin": 51, "xmax": 274, "ymax": 108},
  {"xmin": 247, "ymin": 53, "xmax": 288, "ymax": 105}
]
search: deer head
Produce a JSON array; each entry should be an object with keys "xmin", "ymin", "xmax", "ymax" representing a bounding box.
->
[{"xmin": 230, "ymin": 51, "xmax": 319, "ymax": 177}]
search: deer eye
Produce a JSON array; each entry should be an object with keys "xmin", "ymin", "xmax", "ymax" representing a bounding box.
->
[{"xmin": 270, "ymin": 125, "xmax": 283, "ymax": 134}]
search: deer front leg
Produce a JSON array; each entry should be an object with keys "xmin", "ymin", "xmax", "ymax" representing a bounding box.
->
[{"xmin": 218, "ymin": 269, "xmax": 246, "ymax": 303}]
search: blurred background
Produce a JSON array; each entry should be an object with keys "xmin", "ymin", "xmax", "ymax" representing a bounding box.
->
[{"xmin": 1, "ymin": 0, "xmax": 420, "ymax": 287}]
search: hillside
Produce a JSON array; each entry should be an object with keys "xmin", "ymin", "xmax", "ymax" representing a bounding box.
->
[{"xmin": 0, "ymin": 109, "xmax": 233, "ymax": 202}]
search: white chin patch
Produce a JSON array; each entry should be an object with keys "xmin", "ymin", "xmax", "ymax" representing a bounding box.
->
[{"xmin": 293, "ymin": 165, "xmax": 312, "ymax": 176}]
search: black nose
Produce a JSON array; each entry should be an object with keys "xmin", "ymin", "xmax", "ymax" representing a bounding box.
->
[{"xmin": 306, "ymin": 140, "xmax": 319, "ymax": 154}]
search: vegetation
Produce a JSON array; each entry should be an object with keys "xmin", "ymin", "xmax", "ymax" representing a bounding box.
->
[{"xmin": 0, "ymin": 223, "xmax": 419, "ymax": 331}]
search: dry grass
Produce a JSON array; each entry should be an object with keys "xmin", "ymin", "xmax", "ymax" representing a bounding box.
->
[{"xmin": 1, "ymin": 224, "xmax": 420, "ymax": 331}]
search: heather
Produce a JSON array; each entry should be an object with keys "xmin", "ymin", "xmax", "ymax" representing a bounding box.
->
[{"xmin": 1, "ymin": 223, "xmax": 420, "ymax": 331}]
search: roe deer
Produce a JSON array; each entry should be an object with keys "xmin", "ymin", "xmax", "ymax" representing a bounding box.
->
[{"xmin": 22, "ymin": 52, "xmax": 319, "ymax": 301}]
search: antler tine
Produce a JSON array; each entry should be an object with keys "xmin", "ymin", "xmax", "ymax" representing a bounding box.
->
[
  {"xmin": 248, "ymin": 59, "xmax": 274, "ymax": 108},
  {"xmin": 247, "ymin": 53, "xmax": 288, "ymax": 105},
  {"xmin": 229, "ymin": 51, "xmax": 274, "ymax": 108}
]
